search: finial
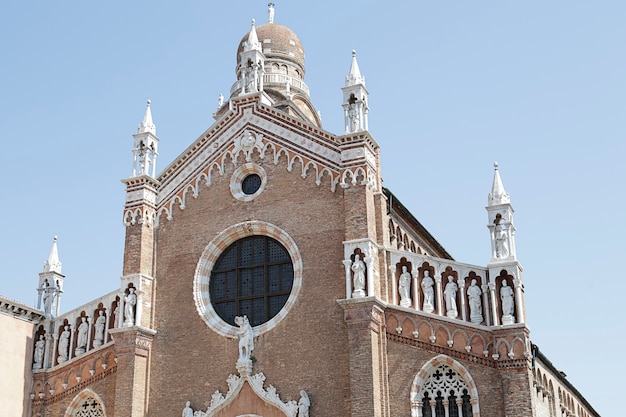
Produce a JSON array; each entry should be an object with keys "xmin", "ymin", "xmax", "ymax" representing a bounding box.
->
[
  {"xmin": 137, "ymin": 99, "xmax": 156, "ymax": 135},
  {"xmin": 488, "ymin": 161, "xmax": 510, "ymax": 206},
  {"xmin": 346, "ymin": 49, "xmax": 365, "ymax": 86},
  {"xmin": 244, "ymin": 17, "xmax": 261, "ymax": 52},
  {"xmin": 43, "ymin": 235, "xmax": 62, "ymax": 273},
  {"xmin": 268, "ymin": 2, "xmax": 275, "ymax": 24}
]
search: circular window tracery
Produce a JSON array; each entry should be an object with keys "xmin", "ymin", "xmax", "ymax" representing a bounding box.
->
[
  {"xmin": 194, "ymin": 221, "xmax": 302, "ymax": 337},
  {"xmin": 210, "ymin": 235, "xmax": 294, "ymax": 327}
]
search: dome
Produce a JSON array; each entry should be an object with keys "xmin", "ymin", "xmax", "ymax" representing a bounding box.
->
[{"xmin": 237, "ymin": 23, "xmax": 305, "ymax": 74}]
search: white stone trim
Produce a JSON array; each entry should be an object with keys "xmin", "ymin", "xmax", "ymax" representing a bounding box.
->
[{"xmin": 229, "ymin": 163, "xmax": 267, "ymax": 202}]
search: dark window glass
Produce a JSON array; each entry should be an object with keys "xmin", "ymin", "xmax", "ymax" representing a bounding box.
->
[
  {"xmin": 422, "ymin": 393, "xmax": 432, "ymax": 417},
  {"xmin": 448, "ymin": 392, "xmax": 459, "ymax": 417},
  {"xmin": 210, "ymin": 236, "xmax": 293, "ymax": 326},
  {"xmin": 242, "ymin": 174, "xmax": 262, "ymax": 195},
  {"xmin": 461, "ymin": 390, "xmax": 473, "ymax": 417},
  {"xmin": 435, "ymin": 392, "xmax": 445, "ymax": 417}
]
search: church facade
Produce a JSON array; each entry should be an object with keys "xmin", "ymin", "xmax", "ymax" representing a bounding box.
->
[{"xmin": 3, "ymin": 5, "xmax": 599, "ymax": 417}]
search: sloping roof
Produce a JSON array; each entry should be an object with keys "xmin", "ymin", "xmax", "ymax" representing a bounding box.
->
[{"xmin": 383, "ymin": 187, "xmax": 453, "ymax": 260}]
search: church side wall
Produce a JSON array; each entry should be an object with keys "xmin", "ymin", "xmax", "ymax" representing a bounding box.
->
[{"xmin": 148, "ymin": 155, "xmax": 351, "ymax": 417}]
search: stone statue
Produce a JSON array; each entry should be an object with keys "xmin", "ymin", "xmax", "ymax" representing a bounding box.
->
[
  {"xmin": 467, "ymin": 279, "xmax": 483, "ymax": 324},
  {"xmin": 398, "ymin": 266, "xmax": 412, "ymax": 307},
  {"xmin": 348, "ymin": 103, "xmax": 360, "ymax": 132},
  {"xmin": 494, "ymin": 223, "xmax": 509, "ymax": 259},
  {"xmin": 93, "ymin": 310, "xmax": 106, "ymax": 347},
  {"xmin": 351, "ymin": 254, "xmax": 366, "ymax": 296},
  {"xmin": 75, "ymin": 317, "xmax": 89, "ymax": 354},
  {"xmin": 42, "ymin": 281, "xmax": 55, "ymax": 316},
  {"xmin": 218, "ymin": 93, "xmax": 224, "ymax": 107},
  {"xmin": 124, "ymin": 288, "xmax": 137, "ymax": 326},
  {"xmin": 298, "ymin": 389, "xmax": 310, "ymax": 417},
  {"xmin": 500, "ymin": 280, "xmax": 515, "ymax": 322},
  {"xmin": 58, "ymin": 325, "xmax": 70, "ymax": 363},
  {"xmin": 443, "ymin": 277, "xmax": 458, "ymax": 318},
  {"xmin": 33, "ymin": 335, "xmax": 45, "ymax": 369},
  {"xmin": 235, "ymin": 315, "xmax": 254, "ymax": 362},
  {"xmin": 182, "ymin": 400, "xmax": 194, "ymax": 417},
  {"xmin": 421, "ymin": 270, "xmax": 435, "ymax": 313}
]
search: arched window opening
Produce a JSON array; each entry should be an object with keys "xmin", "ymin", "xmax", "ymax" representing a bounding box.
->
[
  {"xmin": 415, "ymin": 363, "xmax": 476, "ymax": 417},
  {"xmin": 74, "ymin": 396, "xmax": 104, "ymax": 417},
  {"xmin": 65, "ymin": 390, "xmax": 106, "ymax": 417}
]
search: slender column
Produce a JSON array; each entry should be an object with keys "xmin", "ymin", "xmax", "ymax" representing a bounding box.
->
[
  {"xmin": 363, "ymin": 107, "xmax": 369, "ymax": 130},
  {"xmin": 435, "ymin": 276, "xmax": 443, "ymax": 316},
  {"xmin": 470, "ymin": 398, "xmax": 479, "ymax": 417},
  {"xmin": 86, "ymin": 317, "xmax": 93, "ymax": 353},
  {"xmin": 55, "ymin": 288, "xmax": 62, "ymax": 317},
  {"xmin": 428, "ymin": 400, "xmax": 436, "ymax": 417},
  {"xmin": 507, "ymin": 226, "xmax": 516, "ymax": 258},
  {"xmin": 51, "ymin": 334, "xmax": 58, "ymax": 367},
  {"xmin": 413, "ymin": 401, "xmax": 423, "ymax": 417},
  {"xmin": 43, "ymin": 335, "xmax": 51, "ymax": 369},
  {"xmin": 389, "ymin": 265, "xmax": 397, "ymax": 306},
  {"xmin": 365, "ymin": 256, "xmax": 374, "ymax": 297},
  {"xmin": 153, "ymin": 153, "xmax": 158, "ymax": 177},
  {"xmin": 118, "ymin": 295, "xmax": 126, "ymax": 328},
  {"xmin": 343, "ymin": 260, "xmax": 352, "ymax": 299},
  {"xmin": 443, "ymin": 399, "xmax": 450, "ymax": 417},
  {"xmin": 488, "ymin": 282, "xmax": 499, "ymax": 325},
  {"xmin": 481, "ymin": 284, "xmax": 491, "ymax": 326},
  {"xmin": 458, "ymin": 279, "xmax": 467, "ymax": 322},
  {"xmin": 104, "ymin": 312, "xmax": 111, "ymax": 344},
  {"xmin": 68, "ymin": 326, "xmax": 75, "ymax": 361},
  {"xmin": 455, "ymin": 398, "xmax": 463, "ymax": 417},
  {"xmin": 131, "ymin": 149, "xmax": 138, "ymax": 177},
  {"xmin": 411, "ymin": 268, "xmax": 420, "ymax": 310},
  {"xmin": 135, "ymin": 290, "xmax": 143, "ymax": 327},
  {"xmin": 513, "ymin": 278, "xmax": 525, "ymax": 323}
]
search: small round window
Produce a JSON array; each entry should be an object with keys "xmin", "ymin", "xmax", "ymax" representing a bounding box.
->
[
  {"xmin": 230, "ymin": 163, "xmax": 267, "ymax": 201},
  {"xmin": 242, "ymin": 174, "xmax": 262, "ymax": 195},
  {"xmin": 209, "ymin": 236, "xmax": 294, "ymax": 327}
]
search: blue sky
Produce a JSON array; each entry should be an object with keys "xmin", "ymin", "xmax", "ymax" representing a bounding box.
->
[{"xmin": 1, "ymin": 1, "xmax": 624, "ymax": 415}]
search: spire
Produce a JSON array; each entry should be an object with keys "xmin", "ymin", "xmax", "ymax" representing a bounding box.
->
[
  {"xmin": 488, "ymin": 161, "xmax": 510, "ymax": 206},
  {"xmin": 244, "ymin": 19, "xmax": 261, "ymax": 52},
  {"xmin": 131, "ymin": 100, "xmax": 160, "ymax": 178},
  {"xmin": 345, "ymin": 50, "xmax": 365, "ymax": 87},
  {"xmin": 268, "ymin": 2, "xmax": 275, "ymax": 24},
  {"xmin": 485, "ymin": 162, "xmax": 523, "ymax": 325},
  {"xmin": 342, "ymin": 50, "xmax": 369, "ymax": 133},
  {"xmin": 38, "ymin": 236, "xmax": 65, "ymax": 318},
  {"xmin": 43, "ymin": 235, "xmax": 62, "ymax": 273},
  {"xmin": 137, "ymin": 100, "xmax": 156, "ymax": 135}
]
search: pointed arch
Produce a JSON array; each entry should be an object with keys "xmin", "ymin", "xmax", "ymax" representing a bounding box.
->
[
  {"xmin": 273, "ymin": 147, "xmax": 290, "ymax": 165},
  {"xmin": 64, "ymin": 388, "xmax": 107, "ymax": 417},
  {"xmin": 288, "ymin": 154, "xmax": 304, "ymax": 173},
  {"xmin": 411, "ymin": 354, "xmax": 480, "ymax": 417},
  {"xmin": 302, "ymin": 160, "xmax": 318, "ymax": 179}
]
